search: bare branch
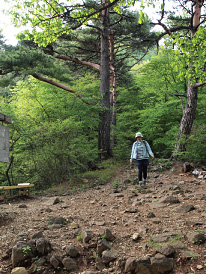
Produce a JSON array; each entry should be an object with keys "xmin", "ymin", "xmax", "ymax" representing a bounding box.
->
[
  {"xmin": 193, "ymin": 82, "xmax": 206, "ymax": 88},
  {"xmin": 152, "ymin": 25, "xmax": 191, "ymax": 41},
  {"xmin": 32, "ymin": 73, "xmax": 96, "ymax": 105},
  {"xmin": 86, "ymin": 24, "xmax": 101, "ymax": 32},
  {"xmin": 160, "ymin": 0, "xmax": 165, "ymax": 21},
  {"xmin": 68, "ymin": 0, "xmax": 120, "ymax": 31},
  {"xmin": 55, "ymin": 55, "xmax": 100, "ymax": 70},
  {"xmin": 157, "ymin": 21, "xmax": 172, "ymax": 36},
  {"xmin": 177, "ymin": 0, "xmax": 192, "ymax": 15},
  {"xmin": 127, "ymin": 43, "xmax": 151, "ymax": 70},
  {"xmin": 0, "ymin": 69, "xmax": 13, "ymax": 75},
  {"xmin": 172, "ymin": 93, "xmax": 187, "ymax": 97}
]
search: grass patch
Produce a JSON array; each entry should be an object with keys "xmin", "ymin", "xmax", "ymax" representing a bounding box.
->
[
  {"xmin": 169, "ymin": 233, "xmax": 183, "ymax": 244},
  {"xmin": 153, "ymin": 158, "xmax": 173, "ymax": 172},
  {"xmin": 77, "ymin": 233, "xmax": 82, "ymax": 241},
  {"xmin": 68, "ymin": 159, "xmax": 124, "ymax": 187},
  {"xmin": 146, "ymin": 239, "xmax": 163, "ymax": 250},
  {"xmin": 43, "ymin": 159, "xmax": 126, "ymax": 195}
]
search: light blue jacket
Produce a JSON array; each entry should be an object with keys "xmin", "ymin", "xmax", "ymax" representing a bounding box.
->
[{"xmin": 130, "ymin": 140, "xmax": 153, "ymax": 160}]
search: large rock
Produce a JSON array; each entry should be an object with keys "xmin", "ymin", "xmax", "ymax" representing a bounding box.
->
[
  {"xmin": 135, "ymin": 257, "xmax": 151, "ymax": 274},
  {"xmin": 135, "ymin": 263, "xmax": 152, "ymax": 274},
  {"xmin": 48, "ymin": 216, "xmax": 66, "ymax": 225},
  {"xmin": 150, "ymin": 256, "xmax": 173, "ymax": 273},
  {"xmin": 36, "ymin": 237, "xmax": 51, "ymax": 255},
  {"xmin": 151, "ymin": 234, "xmax": 170, "ymax": 243},
  {"xmin": 50, "ymin": 256, "xmax": 60, "ymax": 269},
  {"xmin": 157, "ymin": 244, "xmax": 176, "ymax": 257},
  {"xmin": 12, "ymin": 241, "xmax": 32, "ymax": 267},
  {"xmin": 53, "ymin": 197, "xmax": 61, "ymax": 205},
  {"xmin": 124, "ymin": 257, "xmax": 137, "ymax": 272},
  {"xmin": 104, "ymin": 228, "xmax": 115, "ymax": 241},
  {"xmin": 62, "ymin": 257, "xmax": 78, "ymax": 271},
  {"xmin": 182, "ymin": 162, "xmax": 193, "ymax": 173},
  {"xmin": 102, "ymin": 249, "xmax": 118, "ymax": 264},
  {"xmin": 187, "ymin": 232, "xmax": 206, "ymax": 244},
  {"xmin": 12, "ymin": 233, "xmax": 52, "ymax": 267},
  {"xmin": 11, "ymin": 267, "xmax": 28, "ymax": 274},
  {"xmin": 97, "ymin": 239, "xmax": 112, "ymax": 255},
  {"xmin": 82, "ymin": 230, "xmax": 92, "ymax": 243},
  {"xmin": 32, "ymin": 231, "xmax": 44, "ymax": 239},
  {"xmin": 33, "ymin": 257, "xmax": 46, "ymax": 266},
  {"xmin": 66, "ymin": 245, "xmax": 79, "ymax": 257},
  {"xmin": 160, "ymin": 196, "xmax": 180, "ymax": 204},
  {"xmin": 176, "ymin": 204, "xmax": 195, "ymax": 213},
  {"xmin": 27, "ymin": 239, "xmax": 37, "ymax": 254},
  {"xmin": 96, "ymin": 257, "xmax": 106, "ymax": 270},
  {"xmin": 125, "ymin": 257, "xmax": 152, "ymax": 274}
]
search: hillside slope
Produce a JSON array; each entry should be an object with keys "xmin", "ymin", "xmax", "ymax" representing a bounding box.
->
[{"xmin": 0, "ymin": 162, "xmax": 206, "ymax": 273}]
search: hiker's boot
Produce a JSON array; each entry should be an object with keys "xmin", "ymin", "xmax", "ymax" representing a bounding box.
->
[
  {"xmin": 143, "ymin": 179, "xmax": 147, "ymax": 186},
  {"xmin": 139, "ymin": 181, "xmax": 143, "ymax": 187}
]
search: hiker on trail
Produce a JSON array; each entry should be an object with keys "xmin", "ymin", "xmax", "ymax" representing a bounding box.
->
[{"xmin": 130, "ymin": 132, "xmax": 154, "ymax": 186}]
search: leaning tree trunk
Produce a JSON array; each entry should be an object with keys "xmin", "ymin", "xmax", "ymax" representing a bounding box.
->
[
  {"xmin": 173, "ymin": 0, "xmax": 203, "ymax": 157},
  {"xmin": 174, "ymin": 84, "xmax": 198, "ymax": 154},
  {"xmin": 98, "ymin": 3, "xmax": 112, "ymax": 159}
]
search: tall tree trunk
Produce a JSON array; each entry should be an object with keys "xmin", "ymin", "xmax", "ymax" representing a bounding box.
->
[
  {"xmin": 174, "ymin": 84, "xmax": 198, "ymax": 153},
  {"xmin": 173, "ymin": 0, "xmax": 203, "ymax": 157},
  {"xmin": 98, "ymin": 3, "xmax": 112, "ymax": 159},
  {"xmin": 109, "ymin": 32, "xmax": 117, "ymax": 148},
  {"xmin": 109, "ymin": 32, "xmax": 116, "ymax": 126}
]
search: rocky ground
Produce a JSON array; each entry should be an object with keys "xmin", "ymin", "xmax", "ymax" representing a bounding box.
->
[{"xmin": 0, "ymin": 161, "xmax": 206, "ymax": 274}]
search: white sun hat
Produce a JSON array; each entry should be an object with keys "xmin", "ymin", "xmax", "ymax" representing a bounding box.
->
[{"xmin": 135, "ymin": 132, "xmax": 143, "ymax": 138}]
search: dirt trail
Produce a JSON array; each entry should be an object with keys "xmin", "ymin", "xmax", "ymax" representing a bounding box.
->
[{"xmin": 0, "ymin": 163, "xmax": 206, "ymax": 273}]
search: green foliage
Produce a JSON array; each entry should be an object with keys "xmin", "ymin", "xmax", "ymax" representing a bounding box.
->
[
  {"xmin": 74, "ymin": 167, "xmax": 116, "ymax": 186},
  {"xmin": 114, "ymin": 54, "xmax": 183, "ymax": 159},
  {"xmin": 22, "ymin": 246, "xmax": 32, "ymax": 257},
  {"xmin": 9, "ymin": 0, "xmax": 72, "ymax": 46},
  {"xmin": 114, "ymin": 46, "xmax": 206, "ymax": 163},
  {"xmin": 171, "ymin": 27, "xmax": 206, "ymax": 84},
  {"xmin": 137, "ymin": 102, "xmax": 182, "ymax": 157},
  {"xmin": 1, "ymin": 0, "xmax": 206, "ymax": 189},
  {"xmin": 138, "ymin": 0, "xmax": 159, "ymax": 23},
  {"xmin": 171, "ymin": 90, "xmax": 206, "ymax": 163},
  {"xmin": 0, "ymin": 75, "xmax": 99, "ymax": 188},
  {"xmin": 7, "ymin": 0, "xmax": 157, "ymax": 50},
  {"xmin": 146, "ymin": 239, "xmax": 163, "ymax": 251},
  {"xmin": 113, "ymin": 179, "xmax": 119, "ymax": 188},
  {"xmin": 184, "ymin": 124, "xmax": 206, "ymax": 163},
  {"xmin": 101, "ymin": 234, "xmax": 106, "ymax": 240},
  {"xmin": 76, "ymin": 233, "xmax": 82, "ymax": 241},
  {"xmin": 65, "ymin": 159, "xmax": 122, "ymax": 191},
  {"xmin": 8, "ymin": 0, "xmax": 119, "ymax": 46},
  {"xmin": 0, "ymin": 43, "xmax": 75, "ymax": 84}
]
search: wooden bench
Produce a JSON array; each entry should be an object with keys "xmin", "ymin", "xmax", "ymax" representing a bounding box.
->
[{"xmin": 0, "ymin": 183, "xmax": 34, "ymax": 201}]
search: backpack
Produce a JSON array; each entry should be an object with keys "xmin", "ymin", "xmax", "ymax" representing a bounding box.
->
[{"xmin": 143, "ymin": 140, "xmax": 149, "ymax": 155}]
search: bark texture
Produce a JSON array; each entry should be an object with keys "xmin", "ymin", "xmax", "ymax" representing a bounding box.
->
[
  {"xmin": 174, "ymin": 84, "xmax": 198, "ymax": 153},
  {"xmin": 173, "ymin": 0, "xmax": 204, "ymax": 156},
  {"xmin": 98, "ymin": 3, "xmax": 112, "ymax": 159}
]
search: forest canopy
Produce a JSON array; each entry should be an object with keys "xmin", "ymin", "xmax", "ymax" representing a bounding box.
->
[{"xmin": 0, "ymin": 0, "xmax": 206, "ymax": 188}]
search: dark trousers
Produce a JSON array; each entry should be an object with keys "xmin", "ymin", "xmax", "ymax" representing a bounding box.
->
[{"xmin": 136, "ymin": 159, "xmax": 149, "ymax": 181}]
